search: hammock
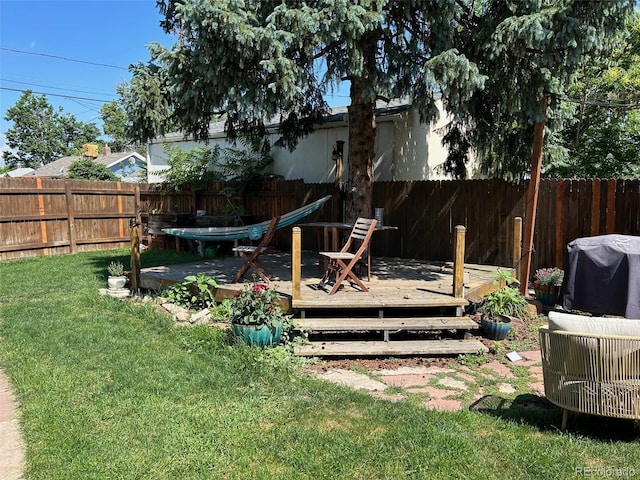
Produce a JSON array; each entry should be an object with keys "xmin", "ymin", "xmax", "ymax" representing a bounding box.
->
[{"xmin": 162, "ymin": 195, "xmax": 332, "ymax": 242}]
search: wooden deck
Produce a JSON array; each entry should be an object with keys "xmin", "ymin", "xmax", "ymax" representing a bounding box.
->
[
  {"xmin": 139, "ymin": 252, "xmax": 502, "ymax": 357},
  {"xmin": 139, "ymin": 251, "xmax": 501, "ymax": 311}
]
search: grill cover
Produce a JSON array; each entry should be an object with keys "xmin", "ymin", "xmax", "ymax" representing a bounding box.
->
[{"xmin": 561, "ymin": 234, "xmax": 640, "ymax": 318}]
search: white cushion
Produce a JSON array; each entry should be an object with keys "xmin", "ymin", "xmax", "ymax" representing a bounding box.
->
[{"xmin": 548, "ymin": 311, "xmax": 640, "ymax": 337}]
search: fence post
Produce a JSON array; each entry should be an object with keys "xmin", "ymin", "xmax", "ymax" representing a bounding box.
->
[
  {"xmin": 64, "ymin": 181, "xmax": 77, "ymax": 253},
  {"xmin": 292, "ymin": 227, "xmax": 301, "ymax": 301},
  {"xmin": 453, "ymin": 225, "xmax": 466, "ymax": 298},
  {"xmin": 130, "ymin": 221, "xmax": 141, "ymax": 293},
  {"xmin": 513, "ymin": 217, "xmax": 522, "ymax": 286}
]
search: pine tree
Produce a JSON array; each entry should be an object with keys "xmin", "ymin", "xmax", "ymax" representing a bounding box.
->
[{"xmin": 124, "ymin": 0, "xmax": 633, "ymax": 220}]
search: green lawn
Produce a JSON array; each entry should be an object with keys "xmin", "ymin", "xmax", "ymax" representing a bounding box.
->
[{"xmin": 0, "ymin": 250, "xmax": 638, "ymax": 479}]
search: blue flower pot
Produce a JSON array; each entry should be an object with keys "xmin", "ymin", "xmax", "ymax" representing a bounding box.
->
[
  {"xmin": 480, "ymin": 315, "xmax": 512, "ymax": 341},
  {"xmin": 231, "ymin": 321, "xmax": 283, "ymax": 347},
  {"xmin": 534, "ymin": 283, "xmax": 561, "ymax": 307}
]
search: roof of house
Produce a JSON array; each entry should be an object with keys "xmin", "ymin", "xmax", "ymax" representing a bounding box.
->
[
  {"xmin": 33, "ymin": 152, "xmax": 145, "ymax": 178},
  {"xmin": 2, "ymin": 167, "xmax": 35, "ymax": 178}
]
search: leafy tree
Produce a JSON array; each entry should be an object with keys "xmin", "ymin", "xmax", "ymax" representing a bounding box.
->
[
  {"xmin": 67, "ymin": 159, "xmax": 119, "ymax": 181},
  {"xmin": 124, "ymin": 1, "xmax": 632, "ymax": 220},
  {"xmin": 3, "ymin": 90, "xmax": 100, "ymax": 168},
  {"xmin": 545, "ymin": 14, "xmax": 640, "ymax": 179},
  {"xmin": 58, "ymin": 113, "xmax": 101, "ymax": 154},
  {"xmin": 99, "ymin": 100, "xmax": 129, "ymax": 152},
  {"xmin": 3, "ymin": 91, "xmax": 65, "ymax": 168}
]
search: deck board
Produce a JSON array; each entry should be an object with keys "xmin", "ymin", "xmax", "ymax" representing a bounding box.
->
[
  {"xmin": 297, "ymin": 317, "xmax": 479, "ymax": 332},
  {"xmin": 294, "ymin": 339, "xmax": 488, "ymax": 357}
]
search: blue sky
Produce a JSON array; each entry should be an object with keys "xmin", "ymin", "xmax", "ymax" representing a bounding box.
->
[{"xmin": 0, "ymin": 0, "xmax": 350, "ymax": 166}]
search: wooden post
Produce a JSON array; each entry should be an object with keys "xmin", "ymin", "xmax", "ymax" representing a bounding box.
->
[
  {"xmin": 453, "ymin": 225, "xmax": 466, "ymax": 298},
  {"xmin": 64, "ymin": 181, "xmax": 77, "ymax": 253},
  {"xmin": 36, "ymin": 178, "xmax": 49, "ymax": 253},
  {"xmin": 513, "ymin": 217, "xmax": 522, "ymax": 286},
  {"xmin": 130, "ymin": 220, "xmax": 141, "ymax": 293},
  {"xmin": 292, "ymin": 227, "xmax": 301, "ymax": 301},
  {"xmin": 520, "ymin": 95, "xmax": 547, "ymax": 296}
]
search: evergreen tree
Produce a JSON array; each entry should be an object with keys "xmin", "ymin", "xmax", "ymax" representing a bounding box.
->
[{"xmin": 124, "ymin": 0, "xmax": 632, "ymax": 219}]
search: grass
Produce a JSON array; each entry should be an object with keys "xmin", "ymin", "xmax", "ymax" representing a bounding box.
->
[{"xmin": 1, "ymin": 250, "xmax": 639, "ymax": 479}]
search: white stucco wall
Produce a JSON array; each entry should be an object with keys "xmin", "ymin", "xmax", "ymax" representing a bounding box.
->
[{"xmin": 146, "ymin": 101, "xmax": 469, "ymax": 184}]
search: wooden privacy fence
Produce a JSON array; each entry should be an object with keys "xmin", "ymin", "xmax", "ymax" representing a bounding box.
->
[
  {"xmin": 0, "ymin": 177, "xmax": 140, "ymax": 260},
  {"xmin": 2, "ymin": 177, "xmax": 639, "ymax": 280}
]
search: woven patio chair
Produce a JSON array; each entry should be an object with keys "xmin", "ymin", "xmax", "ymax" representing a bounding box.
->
[{"xmin": 539, "ymin": 311, "xmax": 640, "ymax": 430}]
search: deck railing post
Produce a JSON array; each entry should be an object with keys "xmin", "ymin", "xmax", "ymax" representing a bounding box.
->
[
  {"xmin": 453, "ymin": 225, "xmax": 466, "ymax": 298},
  {"xmin": 292, "ymin": 227, "xmax": 301, "ymax": 301},
  {"xmin": 513, "ymin": 216, "xmax": 523, "ymax": 286}
]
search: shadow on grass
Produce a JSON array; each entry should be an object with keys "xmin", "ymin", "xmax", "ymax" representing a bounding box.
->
[{"xmin": 470, "ymin": 394, "xmax": 640, "ymax": 441}]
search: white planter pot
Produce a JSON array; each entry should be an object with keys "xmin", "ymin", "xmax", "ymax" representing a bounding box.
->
[{"xmin": 108, "ymin": 276, "xmax": 127, "ymax": 289}]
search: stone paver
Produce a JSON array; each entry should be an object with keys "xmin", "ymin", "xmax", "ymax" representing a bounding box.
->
[
  {"xmin": 498, "ymin": 383, "xmax": 517, "ymax": 394},
  {"xmin": 0, "ymin": 370, "xmax": 24, "ymax": 480},
  {"xmin": 310, "ymin": 355, "xmax": 549, "ymax": 414},
  {"xmin": 483, "ymin": 361, "xmax": 515, "ymax": 378},
  {"xmin": 316, "ymin": 369, "xmax": 387, "ymax": 391},
  {"xmin": 437, "ymin": 377, "xmax": 468, "ymax": 390},
  {"xmin": 377, "ymin": 374, "xmax": 434, "ymax": 388}
]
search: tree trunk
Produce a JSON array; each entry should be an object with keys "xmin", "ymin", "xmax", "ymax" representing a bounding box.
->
[
  {"xmin": 345, "ymin": 32, "xmax": 377, "ymax": 224},
  {"xmin": 346, "ymin": 87, "xmax": 375, "ymax": 223}
]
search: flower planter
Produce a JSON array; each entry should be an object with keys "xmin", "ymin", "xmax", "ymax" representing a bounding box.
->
[
  {"xmin": 108, "ymin": 276, "xmax": 127, "ymax": 289},
  {"xmin": 231, "ymin": 320, "xmax": 283, "ymax": 347},
  {"xmin": 534, "ymin": 282, "xmax": 561, "ymax": 307},
  {"xmin": 480, "ymin": 315, "xmax": 512, "ymax": 341}
]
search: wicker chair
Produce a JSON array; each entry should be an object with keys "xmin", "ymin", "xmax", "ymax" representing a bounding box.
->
[{"xmin": 539, "ymin": 312, "xmax": 640, "ymax": 430}]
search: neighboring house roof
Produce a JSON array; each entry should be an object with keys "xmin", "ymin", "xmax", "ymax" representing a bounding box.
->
[
  {"xmin": 32, "ymin": 152, "xmax": 146, "ymax": 179},
  {"xmin": 1, "ymin": 167, "xmax": 35, "ymax": 177}
]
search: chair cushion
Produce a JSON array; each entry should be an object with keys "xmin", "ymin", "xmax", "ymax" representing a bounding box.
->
[{"xmin": 548, "ymin": 311, "xmax": 640, "ymax": 337}]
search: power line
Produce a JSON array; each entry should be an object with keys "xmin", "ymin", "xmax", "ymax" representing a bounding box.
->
[
  {"xmin": 1, "ymin": 78, "xmax": 117, "ymax": 99},
  {"xmin": 0, "ymin": 47, "xmax": 128, "ymax": 71},
  {"xmin": 0, "ymin": 87, "xmax": 113, "ymax": 103},
  {"xmin": 559, "ymin": 95, "xmax": 640, "ymax": 108}
]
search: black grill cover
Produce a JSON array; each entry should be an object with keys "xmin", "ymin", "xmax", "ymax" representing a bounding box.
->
[{"xmin": 561, "ymin": 234, "xmax": 640, "ymax": 318}]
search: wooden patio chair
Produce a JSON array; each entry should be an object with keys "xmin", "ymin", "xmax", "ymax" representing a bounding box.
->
[
  {"xmin": 232, "ymin": 216, "xmax": 281, "ymax": 283},
  {"xmin": 319, "ymin": 217, "xmax": 377, "ymax": 295}
]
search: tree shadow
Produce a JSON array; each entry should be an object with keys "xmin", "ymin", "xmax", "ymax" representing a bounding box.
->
[{"xmin": 470, "ymin": 394, "xmax": 640, "ymax": 441}]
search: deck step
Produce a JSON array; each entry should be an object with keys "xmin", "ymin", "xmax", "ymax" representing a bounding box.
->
[
  {"xmin": 296, "ymin": 316, "xmax": 478, "ymax": 332},
  {"xmin": 294, "ymin": 339, "xmax": 488, "ymax": 357}
]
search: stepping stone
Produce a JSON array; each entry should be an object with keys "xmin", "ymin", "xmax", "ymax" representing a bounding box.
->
[
  {"xmin": 379, "ymin": 374, "xmax": 433, "ymax": 388},
  {"xmin": 438, "ymin": 377, "xmax": 468, "ymax": 390},
  {"xmin": 498, "ymin": 383, "xmax": 516, "ymax": 394},
  {"xmin": 316, "ymin": 369, "xmax": 387, "ymax": 391}
]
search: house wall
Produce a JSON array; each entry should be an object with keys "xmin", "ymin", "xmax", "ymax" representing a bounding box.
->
[{"xmin": 147, "ymin": 102, "xmax": 470, "ymax": 184}]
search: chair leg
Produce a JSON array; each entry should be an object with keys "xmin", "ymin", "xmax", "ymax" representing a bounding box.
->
[
  {"xmin": 561, "ymin": 409, "xmax": 569, "ymax": 431},
  {"xmin": 328, "ymin": 260, "xmax": 368, "ymax": 295}
]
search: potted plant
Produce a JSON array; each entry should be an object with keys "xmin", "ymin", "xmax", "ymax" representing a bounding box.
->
[
  {"xmin": 533, "ymin": 267, "xmax": 564, "ymax": 307},
  {"xmin": 107, "ymin": 260, "xmax": 127, "ymax": 289},
  {"xmin": 229, "ymin": 282, "xmax": 290, "ymax": 347},
  {"xmin": 477, "ymin": 284, "xmax": 530, "ymax": 340}
]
